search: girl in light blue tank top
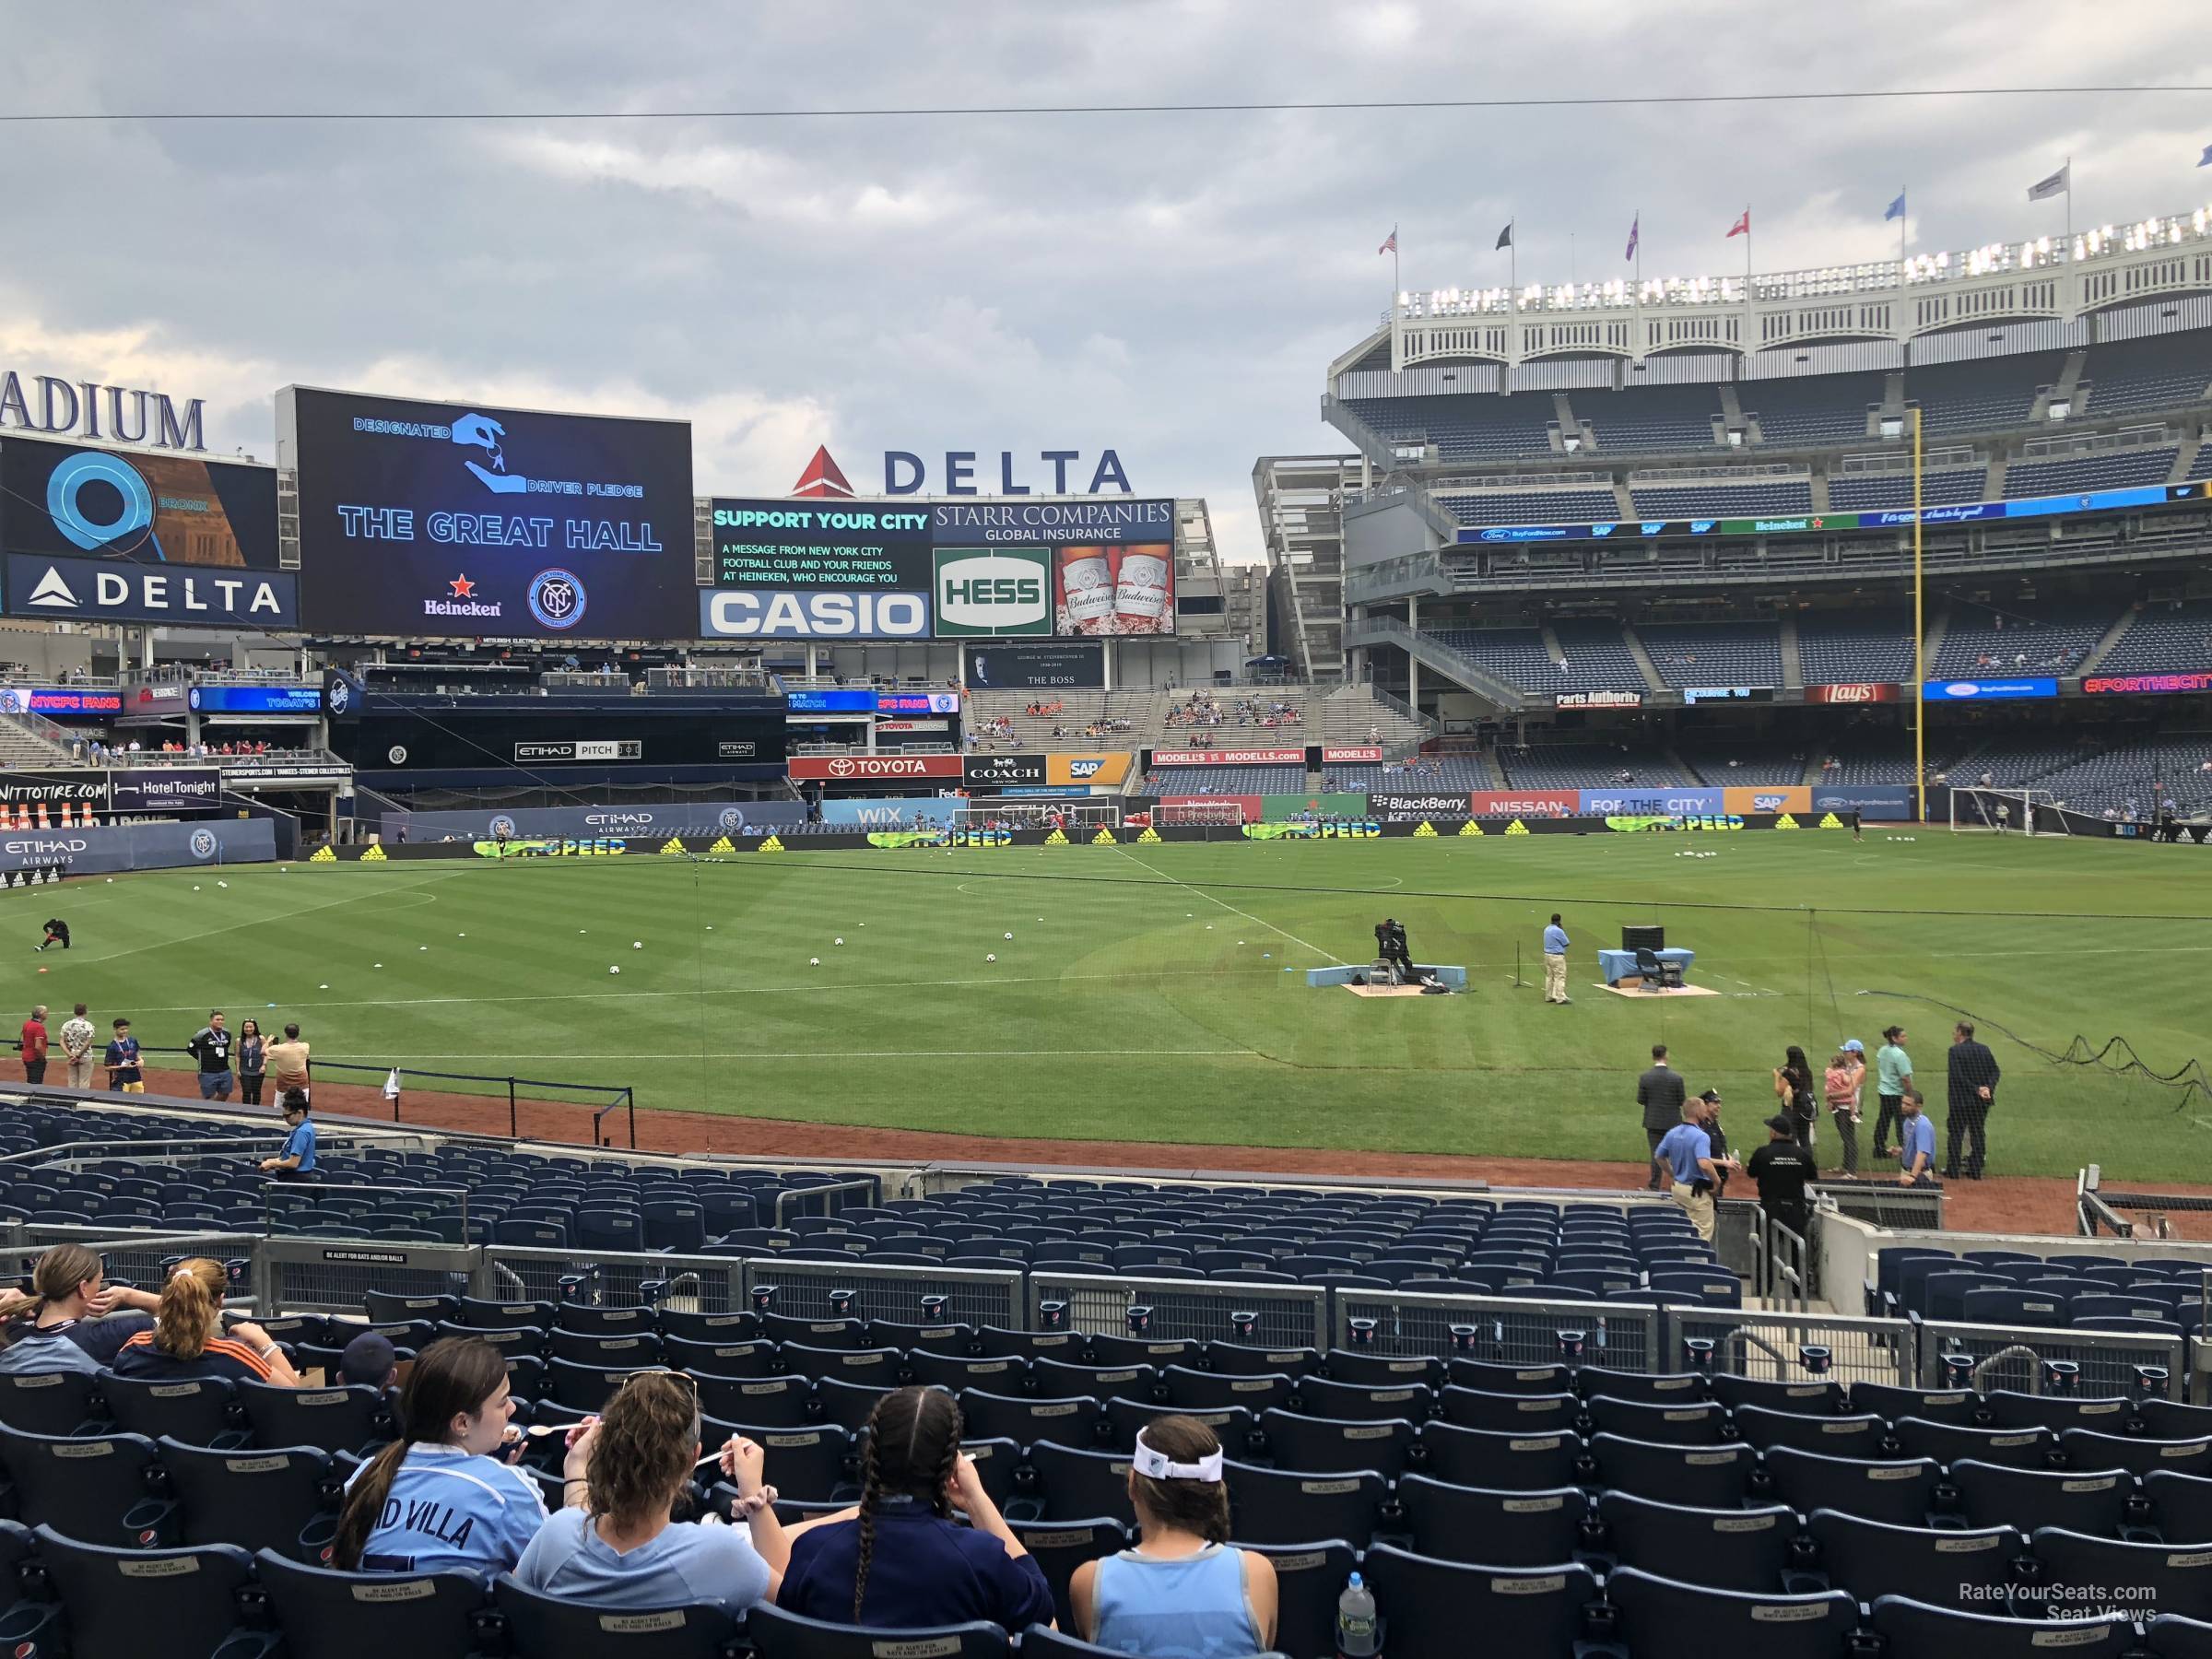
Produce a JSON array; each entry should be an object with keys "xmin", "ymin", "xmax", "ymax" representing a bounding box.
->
[{"xmin": 1071, "ymin": 1416, "xmax": 1275, "ymax": 1657}]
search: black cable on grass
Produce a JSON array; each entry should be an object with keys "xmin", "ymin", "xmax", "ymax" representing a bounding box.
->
[{"xmin": 1855, "ymin": 989, "xmax": 2212, "ymax": 1117}]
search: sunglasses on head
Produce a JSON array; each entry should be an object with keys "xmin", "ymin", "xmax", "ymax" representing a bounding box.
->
[{"xmin": 615, "ymin": 1368, "xmax": 697, "ymax": 1395}]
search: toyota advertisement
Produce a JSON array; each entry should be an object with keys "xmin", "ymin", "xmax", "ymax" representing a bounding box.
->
[
  {"xmin": 280, "ymin": 385, "xmax": 696, "ymax": 640},
  {"xmin": 788, "ymin": 754, "xmax": 963, "ymax": 782}
]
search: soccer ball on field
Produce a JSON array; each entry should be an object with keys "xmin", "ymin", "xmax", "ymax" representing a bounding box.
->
[
  {"xmin": 985, "ymin": 953, "xmax": 996, "ymax": 962},
  {"xmin": 609, "ymin": 965, "xmax": 620, "ymax": 975},
  {"xmin": 632, "ymin": 941, "xmax": 642, "ymax": 949},
  {"xmin": 809, "ymin": 957, "xmax": 820, "ymax": 967},
  {"xmin": 834, "ymin": 937, "xmax": 844, "ymax": 947},
  {"xmin": 1003, "ymin": 932, "xmax": 1013, "ymax": 940}
]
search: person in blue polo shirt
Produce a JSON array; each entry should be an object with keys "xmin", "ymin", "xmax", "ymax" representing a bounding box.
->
[
  {"xmin": 1653, "ymin": 1095, "xmax": 1735, "ymax": 1241},
  {"xmin": 259, "ymin": 1091, "xmax": 317, "ymax": 1181},
  {"xmin": 1896, "ymin": 1088, "xmax": 1937, "ymax": 1187},
  {"xmin": 1541, "ymin": 912, "xmax": 1571, "ymax": 1005}
]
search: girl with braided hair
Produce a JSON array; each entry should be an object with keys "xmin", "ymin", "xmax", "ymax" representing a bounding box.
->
[
  {"xmin": 513, "ymin": 1370, "xmax": 782, "ymax": 1615},
  {"xmin": 1069, "ymin": 1415, "xmax": 1276, "ymax": 1655},
  {"xmin": 776, "ymin": 1386, "xmax": 1053, "ymax": 1634}
]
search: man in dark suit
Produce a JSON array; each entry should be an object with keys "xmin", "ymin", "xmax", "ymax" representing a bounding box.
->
[
  {"xmin": 1944, "ymin": 1020, "xmax": 2001, "ymax": 1180},
  {"xmin": 1636, "ymin": 1043, "xmax": 1686, "ymax": 1191}
]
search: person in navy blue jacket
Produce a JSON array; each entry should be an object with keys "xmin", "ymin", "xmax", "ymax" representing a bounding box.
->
[{"xmin": 777, "ymin": 1386, "xmax": 1054, "ymax": 1634}]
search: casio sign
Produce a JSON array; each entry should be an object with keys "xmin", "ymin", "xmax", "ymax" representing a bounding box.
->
[{"xmin": 701, "ymin": 589, "xmax": 929, "ymax": 640}]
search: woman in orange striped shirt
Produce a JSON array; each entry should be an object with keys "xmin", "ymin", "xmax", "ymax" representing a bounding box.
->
[{"xmin": 112, "ymin": 1258, "xmax": 300, "ymax": 1386}]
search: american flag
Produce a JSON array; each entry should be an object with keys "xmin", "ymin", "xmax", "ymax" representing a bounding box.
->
[{"xmin": 1378, "ymin": 226, "xmax": 1397, "ymax": 255}]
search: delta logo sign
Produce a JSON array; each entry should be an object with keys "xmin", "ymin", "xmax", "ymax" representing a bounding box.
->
[{"xmin": 791, "ymin": 444, "xmax": 1135, "ymax": 499}]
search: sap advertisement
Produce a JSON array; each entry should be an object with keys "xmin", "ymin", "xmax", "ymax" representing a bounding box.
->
[
  {"xmin": 280, "ymin": 386, "xmax": 696, "ymax": 640},
  {"xmin": 1924, "ymin": 677, "xmax": 2059, "ymax": 702}
]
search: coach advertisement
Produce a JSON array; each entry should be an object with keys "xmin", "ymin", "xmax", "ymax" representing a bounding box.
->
[
  {"xmin": 963, "ymin": 753, "xmax": 1048, "ymax": 787},
  {"xmin": 1579, "ymin": 787, "xmax": 1724, "ymax": 816},
  {"xmin": 0, "ymin": 436, "xmax": 278, "ymax": 570},
  {"xmin": 280, "ymin": 385, "xmax": 696, "ymax": 640}
]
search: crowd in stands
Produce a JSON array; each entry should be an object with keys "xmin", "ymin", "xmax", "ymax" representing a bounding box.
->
[
  {"xmin": 1162, "ymin": 694, "xmax": 1302, "ymax": 730},
  {"xmin": 967, "ymin": 716, "xmax": 1022, "ymax": 750},
  {"xmin": 1023, "ymin": 700, "xmax": 1065, "ymax": 717},
  {"xmin": 1048, "ymin": 717, "xmax": 1135, "ymax": 739}
]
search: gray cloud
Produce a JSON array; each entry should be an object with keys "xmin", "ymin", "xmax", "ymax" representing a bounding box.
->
[{"xmin": 2, "ymin": 1, "xmax": 2207, "ymax": 559}]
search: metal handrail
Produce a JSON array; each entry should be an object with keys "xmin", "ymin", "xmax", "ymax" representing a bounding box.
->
[{"xmin": 772, "ymin": 1177, "xmax": 879, "ymax": 1228}]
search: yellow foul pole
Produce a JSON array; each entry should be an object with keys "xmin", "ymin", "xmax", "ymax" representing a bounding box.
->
[{"xmin": 1912, "ymin": 406, "xmax": 1925, "ymax": 822}]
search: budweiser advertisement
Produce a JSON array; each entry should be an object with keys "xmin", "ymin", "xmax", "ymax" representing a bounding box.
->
[
  {"xmin": 1806, "ymin": 682, "xmax": 1901, "ymax": 704},
  {"xmin": 1321, "ymin": 746, "xmax": 1383, "ymax": 763},
  {"xmin": 1151, "ymin": 748, "xmax": 1304, "ymax": 767},
  {"xmin": 1555, "ymin": 689, "xmax": 1641, "ymax": 710},
  {"xmin": 1470, "ymin": 790, "xmax": 1579, "ymax": 818},
  {"xmin": 787, "ymin": 754, "xmax": 962, "ymax": 782}
]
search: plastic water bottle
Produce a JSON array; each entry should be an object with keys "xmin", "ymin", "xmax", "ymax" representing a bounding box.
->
[{"xmin": 1335, "ymin": 1570, "xmax": 1380, "ymax": 1657}]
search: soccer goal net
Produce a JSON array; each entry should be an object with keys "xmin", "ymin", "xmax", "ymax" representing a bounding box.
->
[
  {"xmin": 1949, "ymin": 786, "xmax": 2061, "ymax": 835},
  {"xmin": 1154, "ymin": 801, "xmax": 1249, "ymax": 827},
  {"xmin": 953, "ymin": 801, "xmax": 1120, "ymax": 831}
]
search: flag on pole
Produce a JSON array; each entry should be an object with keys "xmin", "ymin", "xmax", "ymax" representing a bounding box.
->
[
  {"xmin": 1884, "ymin": 191, "xmax": 1907, "ymax": 222},
  {"xmin": 2028, "ymin": 164, "xmax": 2069, "ymax": 201},
  {"xmin": 382, "ymin": 1067, "xmax": 402, "ymax": 1100},
  {"xmin": 1495, "ymin": 222, "xmax": 1513, "ymax": 250},
  {"xmin": 1725, "ymin": 208, "xmax": 1751, "ymax": 238},
  {"xmin": 2198, "ymin": 144, "xmax": 2211, "ymax": 168},
  {"xmin": 1623, "ymin": 214, "xmax": 1639, "ymax": 260},
  {"xmin": 1378, "ymin": 226, "xmax": 1398, "ymax": 255}
]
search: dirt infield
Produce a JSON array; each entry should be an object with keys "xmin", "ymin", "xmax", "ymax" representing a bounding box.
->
[{"xmin": 138, "ymin": 1063, "xmax": 2210, "ymax": 1239}]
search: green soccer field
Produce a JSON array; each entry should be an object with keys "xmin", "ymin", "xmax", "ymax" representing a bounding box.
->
[{"xmin": 8, "ymin": 831, "xmax": 2210, "ymax": 1181}]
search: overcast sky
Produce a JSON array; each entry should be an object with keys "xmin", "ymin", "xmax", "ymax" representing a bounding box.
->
[{"xmin": 3, "ymin": 2, "xmax": 2209, "ymax": 561}]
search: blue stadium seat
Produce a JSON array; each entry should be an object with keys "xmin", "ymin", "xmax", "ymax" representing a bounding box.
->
[
  {"xmin": 1362, "ymin": 1549, "xmax": 1598, "ymax": 1658},
  {"xmin": 1807, "ymin": 1510, "xmax": 2024, "ymax": 1610},
  {"xmin": 1869, "ymin": 1594, "xmax": 2137, "ymax": 1659},
  {"xmin": 1597, "ymin": 1492, "xmax": 1796, "ymax": 1593},
  {"xmin": 1760, "ymin": 1446, "xmax": 1939, "ymax": 1527},
  {"xmin": 1947, "ymin": 1459, "xmax": 2133, "ymax": 1536},
  {"xmin": 30, "ymin": 1528, "xmax": 266, "ymax": 1659},
  {"xmin": 2148, "ymin": 1618, "xmax": 2212, "ymax": 1659},
  {"xmin": 1434, "ymin": 1387, "xmax": 1578, "ymax": 1434},
  {"xmin": 1606, "ymin": 1568, "xmax": 1858, "ymax": 1659},
  {"xmin": 746, "ymin": 1604, "xmax": 1010, "ymax": 1659},
  {"xmin": 1257, "ymin": 1410, "xmax": 1415, "ymax": 1479},
  {"xmin": 1418, "ymin": 1423, "xmax": 1583, "ymax": 1492},
  {"xmin": 1888, "ymin": 1418, "xmax": 2053, "ymax": 1471},
  {"xmin": 1397, "ymin": 1476, "xmax": 1585, "ymax": 1567},
  {"xmin": 0, "ymin": 1426, "xmax": 174, "ymax": 1548},
  {"xmin": 160, "ymin": 1438, "xmax": 340, "ymax": 1563},
  {"xmin": 2059, "ymin": 1428, "xmax": 2212, "ymax": 1480}
]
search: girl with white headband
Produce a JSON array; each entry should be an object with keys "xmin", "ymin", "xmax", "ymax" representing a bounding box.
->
[{"xmin": 1070, "ymin": 1414, "xmax": 1277, "ymax": 1656}]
